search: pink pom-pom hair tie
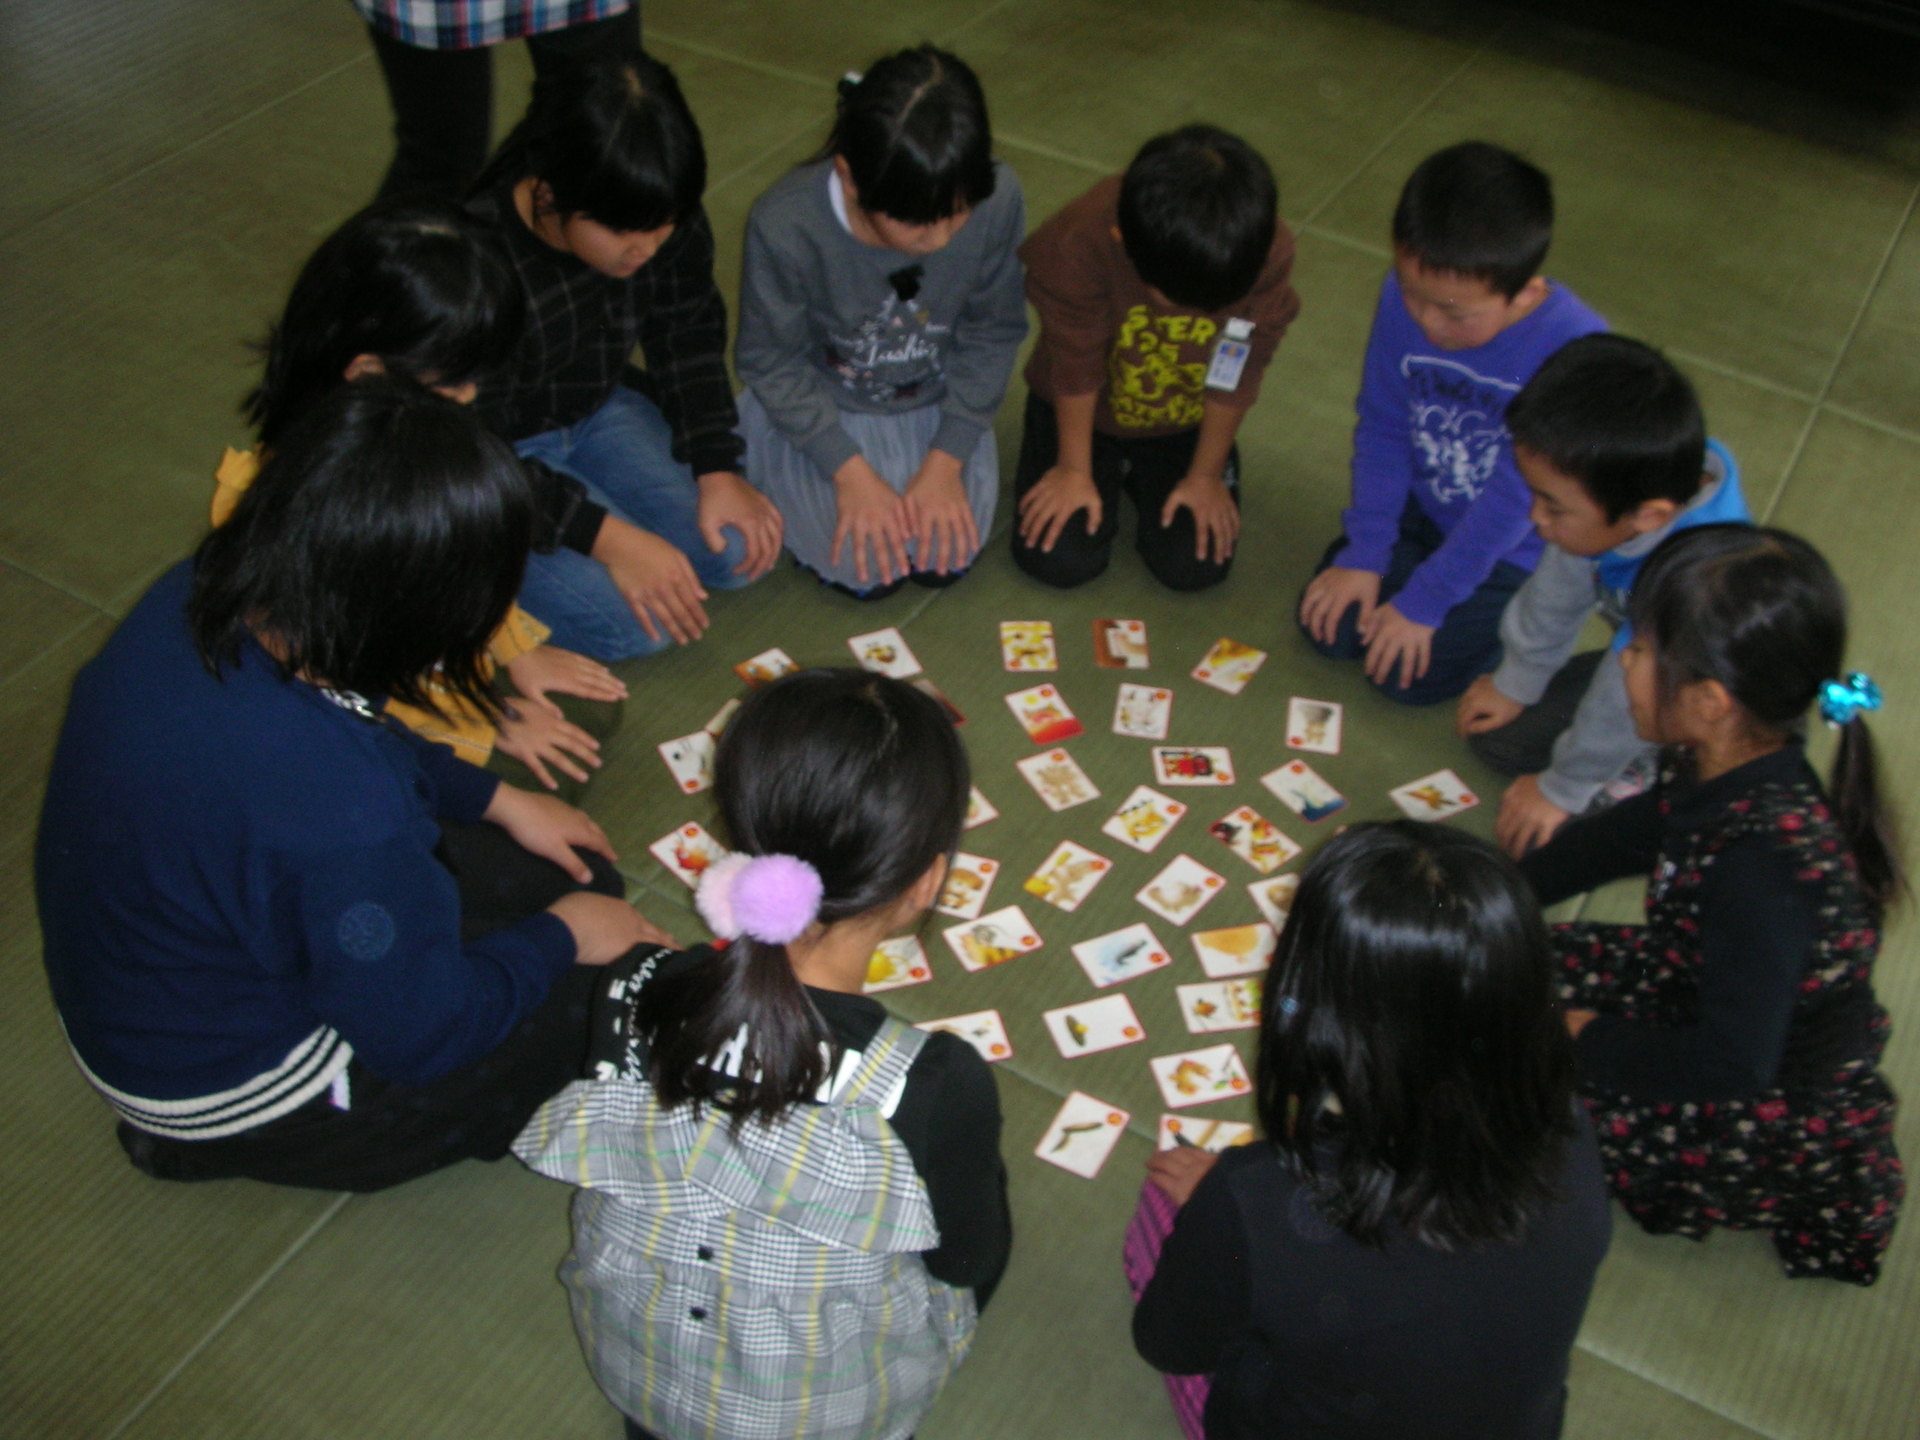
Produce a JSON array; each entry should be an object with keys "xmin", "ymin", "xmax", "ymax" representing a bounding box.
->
[{"xmin": 696, "ymin": 852, "xmax": 824, "ymax": 945}]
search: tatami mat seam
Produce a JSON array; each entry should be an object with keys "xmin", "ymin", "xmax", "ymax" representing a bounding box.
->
[{"xmin": 1569, "ymin": 1338, "xmax": 1778, "ymax": 1440}]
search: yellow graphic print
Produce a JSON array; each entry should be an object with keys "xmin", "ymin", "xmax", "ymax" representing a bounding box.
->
[{"xmin": 1107, "ymin": 305, "xmax": 1218, "ymax": 429}]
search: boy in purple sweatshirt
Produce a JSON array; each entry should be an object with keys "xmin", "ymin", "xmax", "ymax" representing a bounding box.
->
[{"xmin": 1297, "ymin": 142, "xmax": 1606, "ymax": 705}]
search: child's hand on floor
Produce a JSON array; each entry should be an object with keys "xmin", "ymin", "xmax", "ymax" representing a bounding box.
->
[
  {"xmin": 832, "ymin": 455, "xmax": 913, "ymax": 586},
  {"xmin": 1359, "ymin": 602, "xmax": 1435, "ymax": 690},
  {"xmin": 594, "ymin": 516, "xmax": 712, "ymax": 645},
  {"xmin": 1162, "ymin": 472, "xmax": 1239, "ymax": 563},
  {"xmin": 1456, "ymin": 673, "xmax": 1524, "ymax": 738},
  {"xmin": 696, "ymin": 470, "xmax": 785, "ymax": 580},
  {"xmin": 1146, "ymin": 1144, "xmax": 1220, "ymax": 1207},
  {"xmin": 497, "ymin": 701, "xmax": 604, "ymax": 791},
  {"xmin": 506, "ymin": 645, "xmax": 628, "ymax": 707},
  {"xmin": 1017, "ymin": 464, "xmax": 1102, "ymax": 552},
  {"xmin": 1494, "ymin": 774, "xmax": 1570, "ymax": 858},
  {"xmin": 904, "ymin": 448, "xmax": 979, "ymax": 575},
  {"xmin": 1299, "ymin": 566, "xmax": 1380, "ymax": 645}
]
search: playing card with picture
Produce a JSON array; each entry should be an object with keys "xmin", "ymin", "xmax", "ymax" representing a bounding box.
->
[
  {"xmin": 1022, "ymin": 840, "xmax": 1113, "ymax": 913},
  {"xmin": 909, "ymin": 675, "xmax": 966, "ymax": 725},
  {"xmin": 1042, "ymin": 994, "xmax": 1146, "ymax": 1058},
  {"xmin": 935, "ymin": 852, "xmax": 1000, "ymax": 920},
  {"xmin": 1112, "ymin": 683, "xmax": 1172, "ymax": 740},
  {"xmin": 1156, "ymin": 1115, "xmax": 1256, "ymax": 1153},
  {"xmin": 1005, "ymin": 683, "xmax": 1084, "ymax": 744},
  {"xmin": 1016, "ymin": 748, "xmax": 1100, "ymax": 812},
  {"xmin": 1092, "ymin": 618, "xmax": 1150, "ymax": 669},
  {"xmin": 1247, "ymin": 873, "xmax": 1300, "ymax": 930},
  {"xmin": 1035, "ymin": 1091, "xmax": 1131, "ymax": 1179},
  {"xmin": 1136, "ymin": 853, "xmax": 1227, "ymax": 926},
  {"xmin": 703, "ymin": 697, "xmax": 741, "ymax": 738},
  {"xmin": 917, "ymin": 1009, "xmax": 1012, "ymax": 1062},
  {"xmin": 964, "ymin": 786, "xmax": 998, "ymax": 830},
  {"xmin": 1177, "ymin": 978, "xmax": 1263, "ymax": 1034},
  {"xmin": 943, "ymin": 905, "xmax": 1044, "ymax": 973},
  {"xmin": 734, "ymin": 647, "xmax": 798, "ymax": 688},
  {"xmin": 1285, "ymin": 697, "xmax": 1343, "ymax": 754},
  {"xmin": 656, "ymin": 730, "xmax": 716, "ymax": 794},
  {"xmin": 1389, "ymin": 768, "xmax": 1481, "ymax": 821},
  {"xmin": 847, "ymin": 626, "xmax": 921, "ymax": 677},
  {"xmin": 1101, "ymin": 785, "xmax": 1187, "ymax": 853},
  {"xmin": 1261, "ymin": 758, "xmax": 1348, "ymax": 823},
  {"xmin": 863, "ymin": 936, "xmax": 934, "ymax": 994},
  {"xmin": 649, "ymin": 822, "xmax": 729, "ymax": 889},
  {"xmin": 1206, "ymin": 805, "xmax": 1301, "ymax": 875},
  {"xmin": 1191, "ymin": 637, "xmax": 1267, "ymax": 694},
  {"xmin": 1151, "ymin": 1042, "xmax": 1254, "ymax": 1109},
  {"xmin": 1072, "ymin": 922, "xmax": 1173, "ymax": 988},
  {"xmin": 1191, "ymin": 922, "xmax": 1276, "ymax": 978},
  {"xmin": 1151, "ymin": 746, "xmax": 1235, "ymax": 786},
  {"xmin": 1000, "ymin": 620, "xmax": 1058, "ymax": 672}
]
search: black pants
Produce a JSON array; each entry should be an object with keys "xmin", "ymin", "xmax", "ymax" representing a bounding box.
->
[
  {"xmin": 1465, "ymin": 649, "xmax": 1606, "ymax": 776},
  {"xmin": 117, "ymin": 821, "xmax": 625, "ymax": 1193},
  {"xmin": 1009, "ymin": 392, "xmax": 1239, "ymax": 592},
  {"xmin": 368, "ymin": 8, "xmax": 643, "ymax": 202}
]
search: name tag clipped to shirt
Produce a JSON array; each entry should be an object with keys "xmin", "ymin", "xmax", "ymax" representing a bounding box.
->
[{"xmin": 1204, "ymin": 318, "xmax": 1255, "ymax": 393}]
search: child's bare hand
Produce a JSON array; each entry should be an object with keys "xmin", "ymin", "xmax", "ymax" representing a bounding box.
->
[
  {"xmin": 548, "ymin": 892, "xmax": 677, "ymax": 965},
  {"xmin": 831, "ymin": 457, "xmax": 912, "ymax": 587},
  {"xmin": 1456, "ymin": 673, "xmax": 1524, "ymax": 738},
  {"xmin": 1494, "ymin": 774, "xmax": 1570, "ymax": 858},
  {"xmin": 1359, "ymin": 602, "xmax": 1435, "ymax": 690},
  {"xmin": 1016, "ymin": 464, "xmax": 1102, "ymax": 553},
  {"xmin": 1299, "ymin": 566, "xmax": 1380, "ymax": 645},
  {"xmin": 1564, "ymin": 1007, "xmax": 1599, "ymax": 1039},
  {"xmin": 594, "ymin": 516, "xmax": 711, "ymax": 645},
  {"xmin": 505, "ymin": 645, "xmax": 627, "ymax": 707},
  {"xmin": 483, "ymin": 784, "xmax": 615, "ymax": 883},
  {"xmin": 903, "ymin": 449, "xmax": 978, "ymax": 575},
  {"xmin": 1146, "ymin": 1145, "xmax": 1220, "ymax": 1207},
  {"xmin": 1161, "ymin": 473, "xmax": 1239, "ymax": 563},
  {"xmin": 496, "ymin": 701, "xmax": 603, "ymax": 791},
  {"xmin": 696, "ymin": 469, "xmax": 785, "ymax": 580}
]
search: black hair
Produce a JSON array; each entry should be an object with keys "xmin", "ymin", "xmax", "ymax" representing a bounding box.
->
[
  {"xmin": 1391, "ymin": 141, "xmax": 1553, "ymax": 298},
  {"xmin": 821, "ymin": 45, "xmax": 996, "ymax": 224},
  {"xmin": 1629, "ymin": 524, "xmax": 1904, "ymax": 915},
  {"xmin": 1257, "ymin": 822, "xmax": 1578, "ymax": 1250},
  {"xmin": 482, "ymin": 53, "xmax": 706, "ymax": 231},
  {"xmin": 637, "ymin": 669, "xmax": 971, "ymax": 1126},
  {"xmin": 1117, "ymin": 125, "xmax": 1278, "ymax": 313},
  {"xmin": 246, "ymin": 199, "xmax": 524, "ymax": 449},
  {"xmin": 192, "ymin": 378, "xmax": 533, "ymax": 717},
  {"xmin": 1505, "ymin": 334, "xmax": 1708, "ymax": 521}
]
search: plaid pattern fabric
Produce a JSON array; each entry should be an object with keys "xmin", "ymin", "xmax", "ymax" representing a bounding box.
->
[
  {"xmin": 351, "ymin": 0, "xmax": 633, "ymax": 50},
  {"xmin": 516, "ymin": 1015, "xmax": 977, "ymax": 1440}
]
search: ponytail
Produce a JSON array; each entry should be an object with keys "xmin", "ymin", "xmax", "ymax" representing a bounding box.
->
[{"xmin": 1832, "ymin": 716, "xmax": 1906, "ymax": 919}]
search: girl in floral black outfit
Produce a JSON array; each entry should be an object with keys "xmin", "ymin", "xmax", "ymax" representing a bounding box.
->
[{"xmin": 1520, "ymin": 524, "xmax": 1904, "ymax": 1284}]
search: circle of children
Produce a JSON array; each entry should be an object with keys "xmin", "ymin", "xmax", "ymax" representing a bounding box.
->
[{"xmin": 33, "ymin": 38, "xmax": 1906, "ymax": 1440}]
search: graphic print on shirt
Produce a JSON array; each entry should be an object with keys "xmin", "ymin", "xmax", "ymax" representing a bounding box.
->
[
  {"xmin": 1108, "ymin": 305, "xmax": 1218, "ymax": 429},
  {"xmin": 822, "ymin": 291, "xmax": 950, "ymax": 405},
  {"xmin": 1402, "ymin": 354, "xmax": 1520, "ymax": 505}
]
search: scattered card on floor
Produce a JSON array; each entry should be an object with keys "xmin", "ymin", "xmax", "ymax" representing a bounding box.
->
[
  {"xmin": 1023, "ymin": 840, "xmax": 1113, "ymax": 912},
  {"xmin": 1151, "ymin": 1042, "xmax": 1253, "ymax": 1109},
  {"xmin": 1207, "ymin": 804, "xmax": 1302, "ymax": 875},
  {"xmin": 1102, "ymin": 785, "xmax": 1187, "ymax": 853},
  {"xmin": 1177, "ymin": 978, "xmax": 1263, "ymax": 1034},
  {"xmin": 1043, "ymin": 994, "xmax": 1146, "ymax": 1058},
  {"xmin": 1017, "ymin": 748, "xmax": 1101, "ymax": 811},
  {"xmin": 703, "ymin": 697, "xmax": 741, "ymax": 738},
  {"xmin": 1036, "ymin": 1091, "xmax": 1131, "ymax": 1179},
  {"xmin": 650, "ymin": 822, "xmax": 729, "ymax": 889},
  {"xmin": 1005, "ymin": 683, "xmax": 1085, "ymax": 744},
  {"xmin": 1092, "ymin": 618, "xmax": 1150, "ymax": 669},
  {"xmin": 1152, "ymin": 746, "xmax": 1235, "ymax": 786},
  {"xmin": 1191, "ymin": 637, "xmax": 1268, "ymax": 694},
  {"xmin": 1262, "ymin": 758, "xmax": 1348, "ymax": 823},
  {"xmin": 909, "ymin": 675, "xmax": 966, "ymax": 725},
  {"xmin": 657, "ymin": 730, "xmax": 716, "ymax": 794},
  {"xmin": 1000, "ymin": 620, "xmax": 1058, "ymax": 671},
  {"xmin": 1389, "ymin": 768, "xmax": 1480, "ymax": 821},
  {"xmin": 943, "ymin": 905, "xmax": 1044, "ymax": 972},
  {"xmin": 847, "ymin": 626, "xmax": 921, "ymax": 678},
  {"xmin": 1113, "ymin": 683, "xmax": 1172, "ymax": 740},
  {"xmin": 1137, "ymin": 853, "xmax": 1227, "ymax": 926},
  {"xmin": 1157, "ymin": 1115, "xmax": 1256, "ymax": 1153},
  {"xmin": 864, "ymin": 936, "xmax": 933, "ymax": 994},
  {"xmin": 917, "ymin": 1009, "xmax": 1012, "ymax": 1062},
  {"xmin": 1285, "ymin": 697, "xmax": 1343, "ymax": 754},
  {"xmin": 1247, "ymin": 873, "xmax": 1300, "ymax": 930},
  {"xmin": 1072, "ymin": 922, "xmax": 1173, "ymax": 988},
  {"xmin": 936, "ymin": 852, "xmax": 1000, "ymax": 920},
  {"xmin": 1192, "ymin": 922, "xmax": 1276, "ymax": 978},
  {"xmin": 734, "ymin": 647, "xmax": 798, "ymax": 687},
  {"xmin": 964, "ymin": 786, "xmax": 998, "ymax": 830}
]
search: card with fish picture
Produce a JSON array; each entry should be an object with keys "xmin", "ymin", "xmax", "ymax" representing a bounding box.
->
[
  {"xmin": 847, "ymin": 626, "xmax": 922, "ymax": 678},
  {"xmin": 734, "ymin": 647, "xmax": 798, "ymax": 688},
  {"xmin": 649, "ymin": 822, "xmax": 729, "ymax": 890},
  {"xmin": 656, "ymin": 729, "xmax": 716, "ymax": 795},
  {"xmin": 1016, "ymin": 748, "xmax": 1101, "ymax": 812},
  {"xmin": 935, "ymin": 852, "xmax": 1000, "ymax": 920},
  {"xmin": 1042, "ymin": 994, "xmax": 1146, "ymax": 1058},
  {"xmin": 1150, "ymin": 1042, "xmax": 1253, "ymax": 1110},
  {"xmin": 1247, "ymin": 873, "xmax": 1300, "ymax": 931},
  {"xmin": 1112, "ymin": 683, "xmax": 1173, "ymax": 740},
  {"xmin": 1285, "ymin": 697, "xmax": 1343, "ymax": 754},
  {"xmin": 1389, "ymin": 768, "xmax": 1480, "ymax": 821},
  {"xmin": 909, "ymin": 675, "xmax": 966, "ymax": 725},
  {"xmin": 1022, "ymin": 840, "xmax": 1113, "ymax": 913},
  {"xmin": 1072, "ymin": 922, "xmax": 1173, "ymax": 989},
  {"xmin": 1151, "ymin": 746, "xmax": 1235, "ymax": 786},
  {"xmin": 1136, "ymin": 853, "xmax": 1227, "ymax": 926},
  {"xmin": 863, "ymin": 936, "xmax": 934, "ymax": 994},
  {"xmin": 1191, "ymin": 922, "xmax": 1276, "ymax": 979},
  {"xmin": 1156, "ymin": 1115, "xmax": 1256, "ymax": 1153},
  {"xmin": 1000, "ymin": 620, "xmax": 1058, "ymax": 672},
  {"xmin": 1261, "ymin": 758, "xmax": 1348, "ymax": 824},
  {"xmin": 917, "ymin": 1009, "xmax": 1012, "ymax": 1062},
  {"xmin": 1191, "ymin": 637, "xmax": 1268, "ymax": 694},
  {"xmin": 943, "ymin": 905, "xmax": 1044, "ymax": 973},
  {"xmin": 1035, "ymin": 1091, "xmax": 1131, "ymax": 1179},
  {"xmin": 703, "ymin": 697, "xmax": 741, "ymax": 738},
  {"xmin": 1206, "ymin": 805, "xmax": 1302, "ymax": 876},
  {"xmin": 1101, "ymin": 785, "xmax": 1187, "ymax": 853},
  {"xmin": 1092, "ymin": 618, "xmax": 1150, "ymax": 669},
  {"xmin": 964, "ymin": 786, "xmax": 998, "ymax": 830},
  {"xmin": 1177, "ymin": 978, "xmax": 1263, "ymax": 1034},
  {"xmin": 1005, "ymin": 683, "xmax": 1085, "ymax": 744}
]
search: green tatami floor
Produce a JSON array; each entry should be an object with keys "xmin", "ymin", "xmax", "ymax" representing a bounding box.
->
[{"xmin": 8, "ymin": 1, "xmax": 1920, "ymax": 1436}]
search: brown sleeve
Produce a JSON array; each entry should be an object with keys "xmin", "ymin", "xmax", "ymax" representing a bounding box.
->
[
  {"xmin": 1211, "ymin": 219, "xmax": 1302, "ymax": 412},
  {"xmin": 1021, "ymin": 177, "xmax": 1125, "ymax": 400}
]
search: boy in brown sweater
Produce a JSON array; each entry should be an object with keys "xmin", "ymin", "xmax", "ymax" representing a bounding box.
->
[{"xmin": 1012, "ymin": 125, "xmax": 1300, "ymax": 591}]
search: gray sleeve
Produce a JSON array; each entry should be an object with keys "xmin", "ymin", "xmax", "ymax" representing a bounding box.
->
[
  {"xmin": 1491, "ymin": 545, "xmax": 1597, "ymax": 705},
  {"xmin": 930, "ymin": 169, "xmax": 1029, "ymax": 462},
  {"xmin": 1537, "ymin": 653, "xmax": 1654, "ymax": 813}
]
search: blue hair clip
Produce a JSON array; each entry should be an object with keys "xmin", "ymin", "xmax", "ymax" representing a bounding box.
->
[{"xmin": 1819, "ymin": 671, "xmax": 1882, "ymax": 728}]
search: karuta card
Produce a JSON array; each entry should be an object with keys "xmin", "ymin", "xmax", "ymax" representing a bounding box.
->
[
  {"xmin": 1043, "ymin": 993, "xmax": 1147, "ymax": 1058},
  {"xmin": 1207, "ymin": 805, "xmax": 1302, "ymax": 876},
  {"xmin": 1000, "ymin": 620, "xmax": 1058, "ymax": 672},
  {"xmin": 1022, "ymin": 840, "xmax": 1113, "ymax": 913},
  {"xmin": 1285, "ymin": 697, "xmax": 1343, "ymax": 755},
  {"xmin": 1112, "ymin": 683, "xmax": 1172, "ymax": 741},
  {"xmin": 1101, "ymin": 785, "xmax": 1187, "ymax": 853},
  {"xmin": 943, "ymin": 905, "xmax": 1044, "ymax": 973},
  {"xmin": 1005, "ymin": 683, "xmax": 1085, "ymax": 744},
  {"xmin": 649, "ymin": 822, "xmax": 729, "ymax": 889},
  {"xmin": 734, "ymin": 647, "xmax": 798, "ymax": 688},
  {"xmin": 656, "ymin": 730, "xmax": 716, "ymax": 795},
  {"xmin": 1177, "ymin": 978, "xmax": 1263, "ymax": 1034},
  {"xmin": 1152, "ymin": 746, "xmax": 1235, "ymax": 786},
  {"xmin": 1191, "ymin": 922, "xmax": 1276, "ymax": 979},
  {"xmin": 1389, "ymin": 768, "xmax": 1481, "ymax": 821},
  {"xmin": 1247, "ymin": 873, "xmax": 1301, "ymax": 931},
  {"xmin": 1136, "ymin": 853, "xmax": 1227, "ymax": 926},
  {"xmin": 936, "ymin": 852, "xmax": 1001, "ymax": 920},
  {"xmin": 863, "ymin": 936, "xmax": 933, "ymax": 994},
  {"xmin": 1017, "ymin": 748, "xmax": 1100, "ymax": 812},
  {"xmin": 963, "ymin": 786, "xmax": 998, "ymax": 830},
  {"xmin": 1191, "ymin": 637, "xmax": 1268, "ymax": 695},
  {"xmin": 1262, "ymin": 758, "xmax": 1348, "ymax": 824},
  {"xmin": 1157, "ymin": 1115, "xmax": 1256, "ymax": 1154},
  {"xmin": 917, "ymin": 1009, "xmax": 1012, "ymax": 1062},
  {"xmin": 1036, "ymin": 1091, "xmax": 1130, "ymax": 1179},
  {"xmin": 847, "ymin": 626, "xmax": 922, "ymax": 678},
  {"xmin": 1072, "ymin": 922, "xmax": 1174, "ymax": 988},
  {"xmin": 909, "ymin": 675, "xmax": 966, "ymax": 725},
  {"xmin": 1092, "ymin": 618, "xmax": 1150, "ymax": 669},
  {"xmin": 703, "ymin": 697, "xmax": 741, "ymax": 738},
  {"xmin": 1150, "ymin": 1042, "xmax": 1254, "ymax": 1110}
]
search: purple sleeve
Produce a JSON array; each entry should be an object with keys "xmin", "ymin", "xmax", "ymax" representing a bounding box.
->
[
  {"xmin": 1388, "ymin": 457, "xmax": 1539, "ymax": 627},
  {"xmin": 1335, "ymin": 277, "xmax": 1415, "ymax": 575}
]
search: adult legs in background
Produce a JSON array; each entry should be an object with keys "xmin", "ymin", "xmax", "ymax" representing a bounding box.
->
[
  {"xmin": 1122, "ymin": 1182, "xmax": 1210, "ymax": 1440},
  {"xmin": 1466, "ymin": 649, "xmax": 1606, "ymax": 776}
]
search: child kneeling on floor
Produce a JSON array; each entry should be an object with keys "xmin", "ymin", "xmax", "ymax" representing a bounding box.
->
[
  {"xmin": 1013, "ymin": 124, "xmax": 1300, "ymax": 591},
  {"xmin": 516, "ymin": 668, "xmax": 1012, "ymax": 1440},
  {"xmin": 1456, "ymin": 333, "xmax": 1750, "ymax": 857}
]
